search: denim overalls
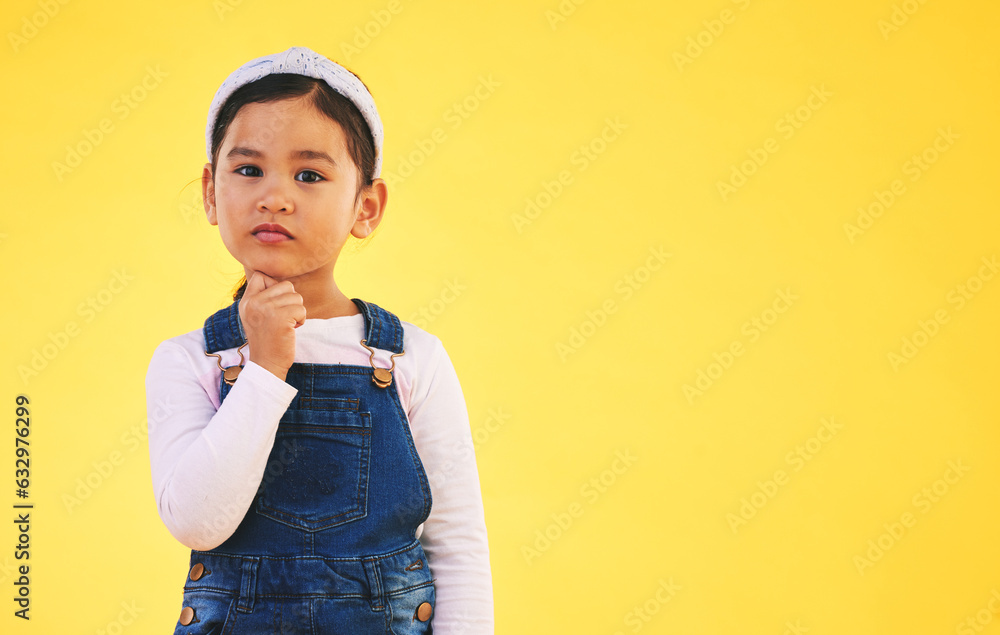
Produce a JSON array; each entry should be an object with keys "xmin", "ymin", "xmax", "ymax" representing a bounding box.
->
[{"xmin": 172, "ymin": 298, "xmax": 436, "ymax": 634}]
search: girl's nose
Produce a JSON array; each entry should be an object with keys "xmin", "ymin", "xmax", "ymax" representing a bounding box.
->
[{"xmin": 256, "ymin": 177, "xmax": 294, "ymax": 214}]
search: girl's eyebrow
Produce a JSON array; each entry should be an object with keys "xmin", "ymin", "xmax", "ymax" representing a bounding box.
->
[
  {"xmin": 226, "ymin": 146, "xmax": 338, "ymax": 167},
  {"xmin": 295, "ymin": 149, "xmax": 338, "ymax": 167}
]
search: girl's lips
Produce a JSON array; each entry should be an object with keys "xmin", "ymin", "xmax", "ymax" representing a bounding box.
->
[
  {"xmin": 251, "ymin": 223, "xmax": 292, "ymax": 243},
  {"xmin": 254, "ymin": 231, "xmax": 292, "ymax": 243}
]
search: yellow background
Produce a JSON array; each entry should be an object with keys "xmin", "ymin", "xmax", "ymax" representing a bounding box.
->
[{"xmin": 2, "ymin": 0, "xmax": 998, "ymax": 632}]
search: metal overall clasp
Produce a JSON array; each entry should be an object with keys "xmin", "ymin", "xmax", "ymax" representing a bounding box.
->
[
  {"xmin": 359, "ymin": 339, "xmax": 404, "ymax": 388},
  {"xmin": 204, "ymin": 340, "xmax": 249, "ymax": 386}
]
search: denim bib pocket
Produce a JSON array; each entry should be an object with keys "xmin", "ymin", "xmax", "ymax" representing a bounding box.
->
[{"xmin": 255, "ymin": 403, "xmax": 372, "ymax": 531}]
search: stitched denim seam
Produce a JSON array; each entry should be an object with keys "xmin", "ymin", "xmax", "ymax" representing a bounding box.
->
[
  {"xmin": 363, "ymin": 558, "xmax": 384, "ymax": 611},
  {"xmin": 385, "ymin": 382, "xmax": 432, "ymax": 523},
  {"xmin": 220, "ymin": 594, "xmax": 238, "ymax": 635},
  {"xmin": 196, "ymin": 538, "xmax": 422, "ymax": 562},
  {"xmin": 369, "ymin": 302, "xmax": 383, "ymax": 350},
  {"xmin": 295, "ymin": 396, "xmax": 360, "ymax": 411},
  {"xmin": 383, "ymin": 580, "xmax": 435, "ymax": 597},
  {"xmin": 181, "ymin": 586, "xmax": 238, "ymax": 596},
  {"xmin": 388, "ymin": 310, "xmax": 403, "ymax": 352}
]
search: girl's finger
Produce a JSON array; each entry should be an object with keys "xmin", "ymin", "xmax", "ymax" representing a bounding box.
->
[{"xmin": 260, "ymin": 292, "xmax": 304, "ymax": 309}]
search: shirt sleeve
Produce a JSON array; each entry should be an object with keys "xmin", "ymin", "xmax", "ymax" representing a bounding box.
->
[
  {"xmin": 146, "ymin": 339, "xmax": 298, "ymax": 551},
  {"xmin": 407, "ymin": 336, "xmax": 495, "ymax": 634}
]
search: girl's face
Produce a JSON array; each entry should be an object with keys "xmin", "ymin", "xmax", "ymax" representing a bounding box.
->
[{"xmin": 203, "ymin": 95, "xmax": 382, "ymax": 287}]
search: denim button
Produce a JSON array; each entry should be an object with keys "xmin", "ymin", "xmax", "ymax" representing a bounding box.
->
[
  {"xmin": 179, "ymin": 606, "xmax": 195, "ymax": 625},
  {"xmin": 416, "ymin": 602, "xmax": 432, "ymax": 621},
  {"xmin": 189, "ymin": 563, "xmax": 205, "ymax": 581}
]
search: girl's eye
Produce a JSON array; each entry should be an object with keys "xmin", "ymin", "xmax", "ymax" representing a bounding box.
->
[
  {"xmin": 235, "ymin": 165, "xmax": 262, "ymax": 177},
  {"xmin": 296, "ymin": 170, "xmax": 324, "ymax": 183},
  {"xmin": 232, "ymin": 166, "xmax": 324, "ymax": 182}
]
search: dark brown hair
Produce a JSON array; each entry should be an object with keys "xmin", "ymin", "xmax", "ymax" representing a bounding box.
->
[{"xmin": 207, "ymin": 71, "xmax": 378, "ymax": 301}]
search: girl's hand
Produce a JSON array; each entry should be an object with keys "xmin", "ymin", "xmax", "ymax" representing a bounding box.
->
[{"xmin": 238, "ymin": 270, "xmax": 305, "ymax": 381}]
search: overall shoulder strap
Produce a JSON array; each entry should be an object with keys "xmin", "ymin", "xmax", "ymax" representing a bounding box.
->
[
  {"xmin": 203, "ymin": 299, "xmax": 246, "ymax": 353},
  {"xmin": 351, "ymin": 298, "xmax": 404, "ymax": 353}
]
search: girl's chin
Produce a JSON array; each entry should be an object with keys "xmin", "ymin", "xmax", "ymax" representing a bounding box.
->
[
  {"xmin": 238, "ymin": 263, "xmax": 334, "ymax": 283},
  {"xmin": 241, "ymin": 266, "xmax": 290, "ymax": 281},
  {"xmin": 241, "ymin": 266, "xmax": 317, "ymax": 283}
]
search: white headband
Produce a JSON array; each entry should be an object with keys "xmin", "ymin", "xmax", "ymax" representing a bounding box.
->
[{"xmin": 205, "ymin": 46, "xmax": 383, "ymax": 178}]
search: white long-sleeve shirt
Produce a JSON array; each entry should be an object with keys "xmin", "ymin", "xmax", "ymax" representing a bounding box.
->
[{"xmin": 145, "ymin": 311, "xmax": 493, "ymax": 634}]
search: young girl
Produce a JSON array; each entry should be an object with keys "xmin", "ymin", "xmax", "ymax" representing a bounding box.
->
[{"xmin": 145, "ymin": 46, "xmax": 493, "ymax": 634}]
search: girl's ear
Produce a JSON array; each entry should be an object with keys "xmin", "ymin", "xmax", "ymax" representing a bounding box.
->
[
  {"xmin": 202, "ymin": 163, "xmax": 218, "ymax": 225},
  {"xmin": 351, "ymin": 178, "xmax": 388, "ymax": 239}
]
